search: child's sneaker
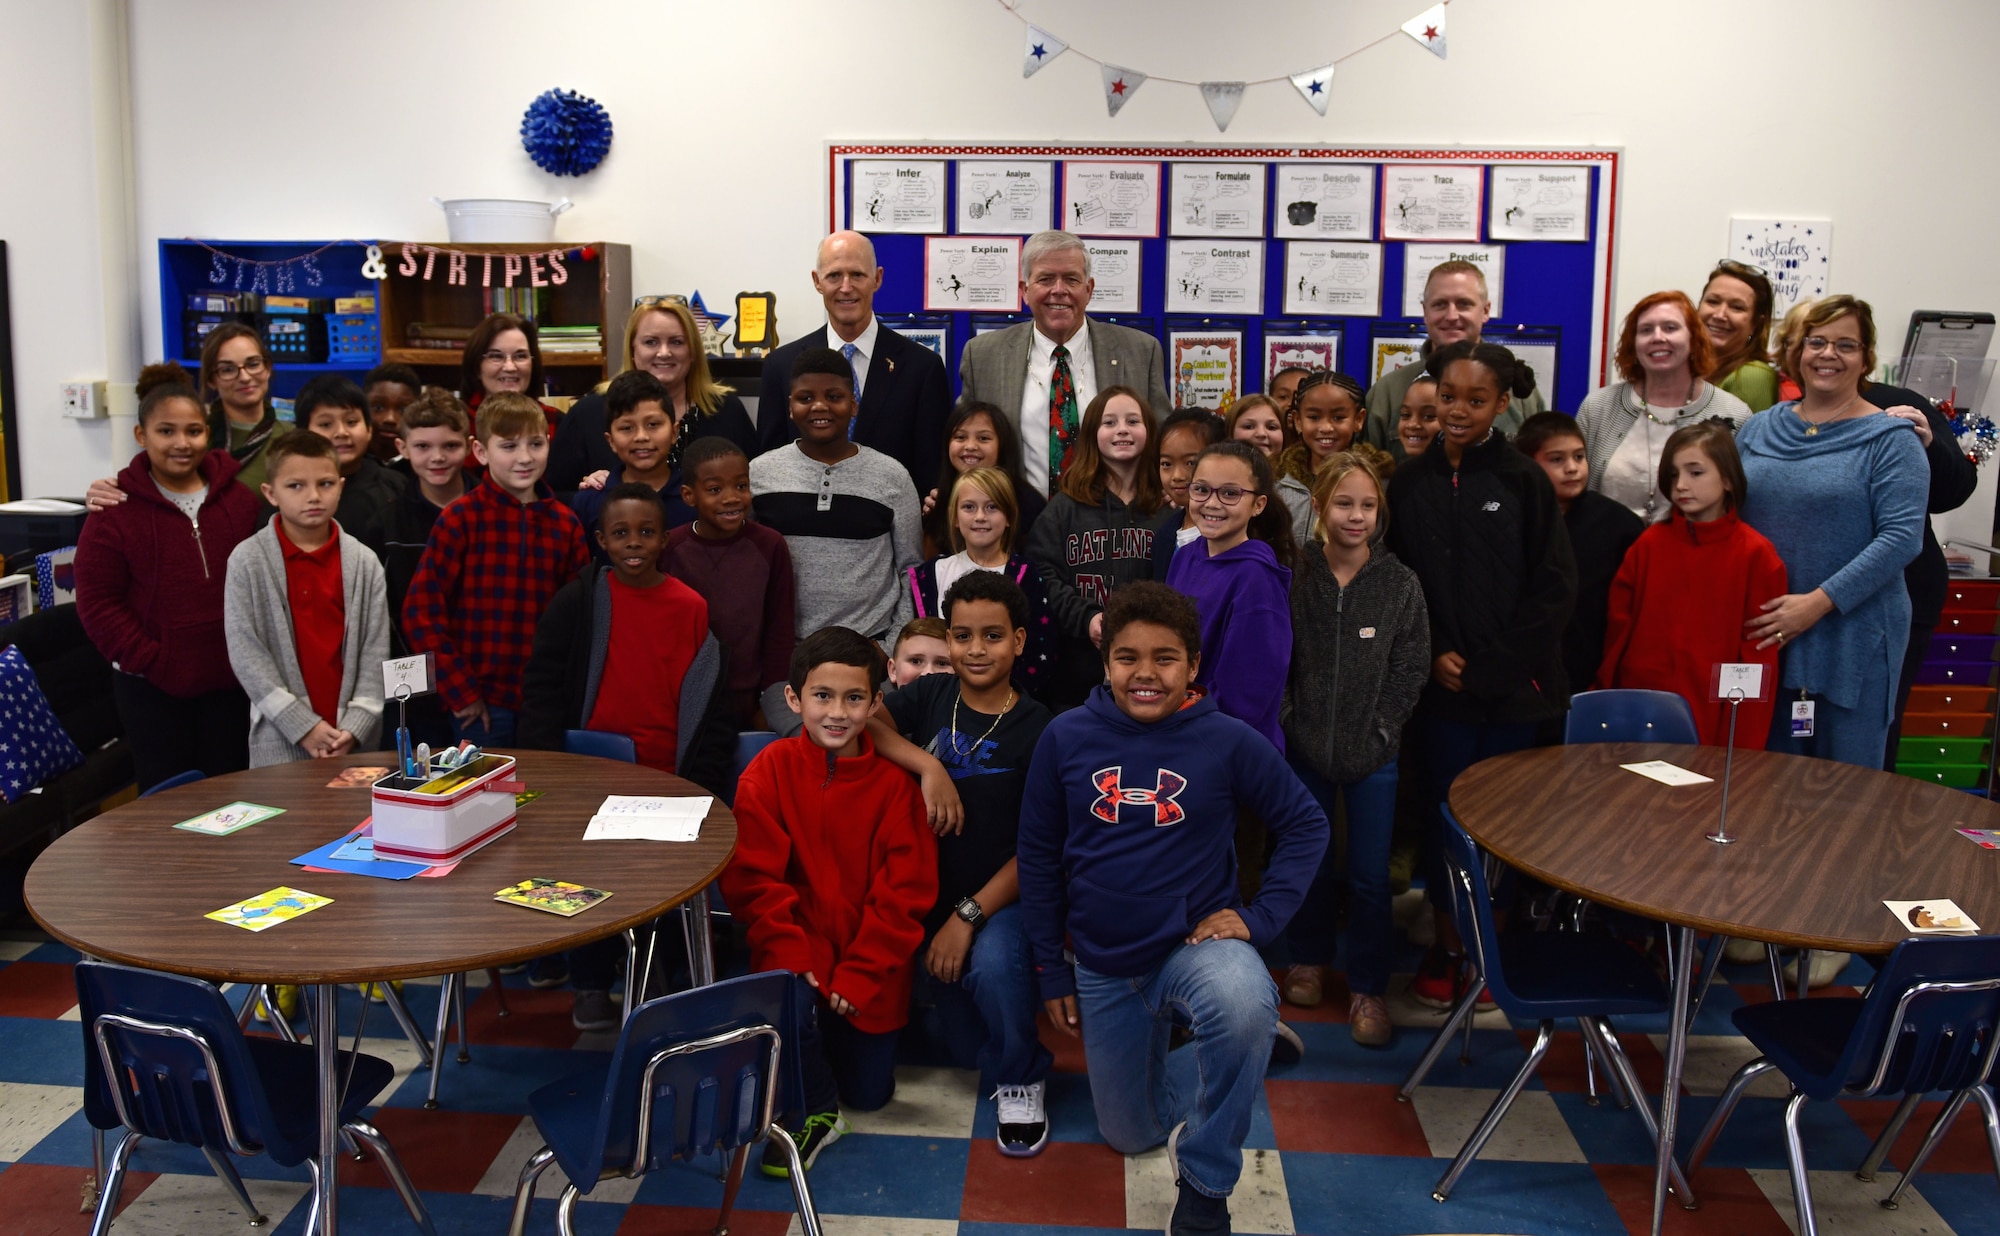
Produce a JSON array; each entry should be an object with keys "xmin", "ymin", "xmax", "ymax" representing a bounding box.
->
[
  {"xmin": 254, "ymin": 985, "xmax": 300, "ymax": 1023},
  {"xmin": 527, "ymin": 955, "xmax": 570, "ymax": 989},
  {"xmin": 760, "ymin": 1111, "xmax": 849, "ymax": 1179},
  {"xmin": 993, "ymin": 1081, "xmax": 1049, "ymax": 1157},
  {"xmin": 1170, "ymin": 1180, "xmax": 1232, "ymax": 1235},
  {"xmin": 360, "ymin": 980, "xmax": 403, "ymax": 1004},
  {"xmin": 1269, "ymin": 1020, "xmax": 1304, "ymax": 1067}
]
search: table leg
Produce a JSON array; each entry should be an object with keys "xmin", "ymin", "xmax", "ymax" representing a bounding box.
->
[
  {"xmin": 313, "ymin": 981, "xmax": 340, "ymax": 1235},
  {"xmin": 1652, "ymin": 924, "xmax": 1696, "ymax": 1234},
  {"xmin": 683, "ymin": 895, "xmax": 715, "ymax": 987}
]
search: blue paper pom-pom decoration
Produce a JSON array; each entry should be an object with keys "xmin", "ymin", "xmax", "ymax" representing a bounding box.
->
[{"xmin": 520, "ymin": 88, "xmax": 613, "ymax": 177}]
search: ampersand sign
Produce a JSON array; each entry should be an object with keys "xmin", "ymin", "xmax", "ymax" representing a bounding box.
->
[{"xmin": 360, "ymin": 244, "xmax": 389, "ymax": 280}]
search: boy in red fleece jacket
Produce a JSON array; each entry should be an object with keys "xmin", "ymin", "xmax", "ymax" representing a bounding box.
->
[{"xmin": 720, "ymin": 625, "xmax": 937, "ymax": 1180}]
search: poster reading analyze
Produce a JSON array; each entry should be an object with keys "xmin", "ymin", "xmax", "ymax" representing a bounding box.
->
[
  {"xmin": 1082, "ymin": 238, "xmax": 1142, "ymax": 313},
  {"xmin": 1489, "ymin": 165, "xmax": 1590, "ymax": 241},
  {"xmin": 1169, "ymin": 162, "xmax": 1267, "ymax": 237},
  {"xmin": 1381, "ymin": 164, "xmax": 1485, "ymax": 241},
  {"xmin": 1402, "ymin": 244, "xmax": 1506, "ymax": 317},
  {"xmin": 1170, "ymin": 331, "xmax": 1243, "ymax": 410},
  {"xmin": 1165, "ymin": 239, "xmax": 1264, "ymax": 312},
  {"xmin": 1282, "ymin": 242, "xmax": 1382, "ymax": 316},
  {"xmin": 1265, "ymin": 333, "xmax": 1342, "ymax": 383},
  {"xmin": 1063, "ymin": 161, "xmax": 1162, "ymax": 237},
  {"xmin": 956, "ymin": 160, "xmax": 1053, "ymax": 233},
  {"xmin": 1273, "ymin": 163, "xmax": 1375, "ymax": 239},
  {"xmin": 850, "ymin": 160, "xmax": 946, "ymax": 233},
  {"xmin": 924, "ymin": 236, "xmax": 1021, "ymax": 312}
]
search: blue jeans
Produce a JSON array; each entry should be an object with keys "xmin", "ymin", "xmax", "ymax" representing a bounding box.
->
[
  {"xmin": 1075, "ymin": 940, "xmax": 1277, "ymax": 1199},
  {"xmin": 1423, "ymin": 718, "xmax": 1540, "ymax": 913},
  {"xmin": 795, "ymin": 975, "xmax": 899, "ymax": 1114},
  {"xmin": 912, "ymin": 905, "xmax": 1053, "ymax": 1091},
  {"xmin": 1764, "ymin": 678, "xmax": 1891, "ymax": 769},
  {"xmin": 1286, "ymin": 758, "xmax": 1398, "ymax": 994},
  {"xmin": 451, "ymin": 704, "xmax": 517, "ymax": 748}
]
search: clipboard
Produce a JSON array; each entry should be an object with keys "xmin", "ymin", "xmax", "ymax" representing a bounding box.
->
[{"xmin": 1900, "ymin": 311, "xmax": 1995, "ymax": 366}]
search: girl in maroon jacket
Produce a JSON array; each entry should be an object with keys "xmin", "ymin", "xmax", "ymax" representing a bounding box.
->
[{"xmin": 75, "ymin": 364, "xmax": 264, "ymax": 790}]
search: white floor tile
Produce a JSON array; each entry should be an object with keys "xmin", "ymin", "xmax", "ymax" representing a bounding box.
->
[
  {"xmin": 841, "ymin": 1066, "xmax": 980, "ymax": 1140},
  {"xmin": 1125, "ymin": 1142, "xmax": 1295, "ymax": 1233},
  {"xmin": 0, "ymin": 1081, "xmax": 83, "ymax": 1159},
  {"xmin": 1748, "ymin": 1167, "xmax": 1958, "ymax": 1236},
  {"xmin": 786, "ymin": 1216, "xmax": 957, "ymax": 1235},
  {"xmin": 1648, "ymin": 1033, "xmax": 1793, "ymax": 1098},
  {"xmin": 0, "ymin": 939, "xmax": 39, "ymax": 962},
  {"xmin": 109, "ymin": 1171, "xmax": 308, "ymax": 1234},
  {"xmin": 469, "ymin": 1114, "xmax": 643, "ymax": 1204},
  {"xmin": 1408, "ymin": 1086, "xmax": 1588, "ymax": 1163},
  {"xmin": 1386, "ymin": 978, "xmax": 1512, "ymax": 1031}
]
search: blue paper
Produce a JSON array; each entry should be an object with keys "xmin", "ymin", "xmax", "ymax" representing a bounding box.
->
[{"xmin": 290, "ymin": 831, "xmax": 427, "ymax": 880}]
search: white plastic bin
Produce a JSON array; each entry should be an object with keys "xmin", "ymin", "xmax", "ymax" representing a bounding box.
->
[{"xmin": 433, "ymin": 197, "xmax": 572, "ymax": 244}]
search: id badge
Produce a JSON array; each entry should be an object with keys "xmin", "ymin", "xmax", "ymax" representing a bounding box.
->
[{"xmin": 1791, "ymin": 699, "xmax": 1815, "ymax": 738}]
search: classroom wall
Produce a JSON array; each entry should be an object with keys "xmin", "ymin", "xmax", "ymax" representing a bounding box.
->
[{"xmin": 5, "ymin": 0, "xmax": 2000, "ymax": 500}]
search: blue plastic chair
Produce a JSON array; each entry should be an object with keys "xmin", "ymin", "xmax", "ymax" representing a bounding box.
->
[
  {"xmin": 732, "ymin": 730, "xmax": 779, "ymax": 791},
  {"xmin": 507, "ymin": 969, "xmax": 820, "ymax": 1236},
  {"xmin": 139, "ymin": 768, "xmax": 205, "ymax": 797},
  {"xmin": 564, "ymin": 729, "xmax": 637, "ymax": 763},
  {"xmin": 75, "ymin": 960, "xmax": 435, "ymax": 1236},
  {"xmin": 1565, "ymin": 688, "xmax": 1699, "ymax": 745},
  {"xmin": 1686, "ymin": 936, "xmax": 2000, "ymax": 1236},
  {"xmin": 1399, "ymin": 807, "xmax": 1695, "ymax": 1205}
]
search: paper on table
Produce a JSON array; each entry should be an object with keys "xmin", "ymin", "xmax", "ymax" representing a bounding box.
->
[
  {"xmin": 1884, "ymin": 899, "xmax": 1980, "ymax": 934},
  {"xmin": 583, "ymin": 794, "xmax": 711, "ymax": 842},
  {"xmin": 1619, "ymin": 760, "xmax": 1714, "ymax": 787}
]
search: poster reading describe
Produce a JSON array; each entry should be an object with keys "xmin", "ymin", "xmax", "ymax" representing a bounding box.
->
[
  {"xmin": 1170, "ymin": 331, "xmax": 1244, "ymax": 410},
  {"xmin": 1169, "ymin": 162, "xmax": 1268, "ymax": 238},
  {"xmin": 1273, "ymin": 163, "xmax": 1375, "ymax": 240},
  {"xmin": 850, "ymin": 160, "xmax": 946, "ymax": 233},
  {"xmin": 924, "ymin": 236, "xmax": 1022, "ymax": 312},
  {"xmin": 1062, "ymin": 162, "xmax": 1162, "ymax": 237}
]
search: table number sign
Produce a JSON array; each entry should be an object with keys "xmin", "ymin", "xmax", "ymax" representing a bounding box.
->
[{"xmin": 383, "ymin": 653, "xmax": 435, "ymax": 699}]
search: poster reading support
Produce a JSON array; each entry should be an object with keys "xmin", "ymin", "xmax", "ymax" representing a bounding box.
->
[
  {"xmin": 1489, "ymin": 165, "xmax": 1590, "ymax": 241},
  {"xmin": 1169, "ymin": 162, "xmax": 1268, "ymax": 237},
  {"xmin": 1062, "ymin": 161, "xmax": 1162, "ymax": 237},
  {"xmin": 1082, "ymin": 238, "xmax": 1142, "ymax": 313},
  {"xmin": 1282, "ymin": 242, "xmax": 1383, "ymax": 316},
  {"xmin": 1380, "ymin": 164, "xmax": 1485, "ymax": 241},
  {"xmin": 1169, "ymin": 332, "xmax": 1244, "ymax": 410},
  {"xmin": 1402, "ymin": 244, "xmax": 1505, "ymax": 317},
  {"xmin": 1265, "ymin": 333, "xmax": 1342, "ymax": 382},
  {"xmin": 1164, "ymin": 239, "xmax": 1264, "ymax": 313},
  {"xmin": 850, "ymin": 160, "xmax": 946, "ymax": 233},
  {"xmin": 1730, "ymin": 218, "xmax": 1833, "ymax": 318},
  {"xmin": 924, "ymin": 236, "xmax": 1021, "ymax": 312},
  {"xmin": 956, "ymin": 161, "xmax": 1054, "ymax": 233},
  {"xmin": 1273, "ymin": 163, "xmax": 1375, "ymax": 240}
]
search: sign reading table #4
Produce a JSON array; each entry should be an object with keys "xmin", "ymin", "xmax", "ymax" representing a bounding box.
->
[{"xmin": 382, "ymin": 653, "xmax": 435, "ymax": 699}]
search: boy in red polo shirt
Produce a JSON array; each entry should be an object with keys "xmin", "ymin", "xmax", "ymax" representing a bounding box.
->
[{"xmin": 223, "ymin": 430, "xmax": 392, "ymax": 766}]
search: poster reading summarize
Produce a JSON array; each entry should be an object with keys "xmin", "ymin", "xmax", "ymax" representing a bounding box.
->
[
  {"xmin": 1063, "ymin": 161, "xmax": 1162, "ymax": 237},
  {"xmin": 1164, "ymin": 239, "xmax": 1264, "ymax": 313},
  {"xmin": 850, "ymin": 160, "xmax": 946, "ymax": 233},
  {"xmin": 1282, "ymin": 242, "xmax": 1382, "ymax": 316},
  {"xmin": 956, "ymin": 160, "xmax": 1053, "ymax": 233},
  {"xmin": 924, "ymin": 236, "xmax": 1021, "ymax": 312},
  {"xmin": 1170, "ymin": 331, "xmax": 1243, "ymax": 410},
  {"xmin": 1082, "ymin": 238, "xmax": 1141, "ymax": 313},
  {"xmin": 1381, "ymin": 164, "xmax": 1484, "ymax": 241},
  {"xmin": 1273, "ymin": 163, "xmax": 1375, "ymax": 240},
  {"xmin": 1169, "ymin": 162, "xmax": 1267, "ymax": 237},
  {"xmin": 1489, "ymin": 165, "xmax": 1589, "ymax": 241}
]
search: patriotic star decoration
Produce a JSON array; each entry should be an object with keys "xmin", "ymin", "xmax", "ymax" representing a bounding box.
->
[
  {"xmin": 0, "ymin": 646, "xmax": 83, "ymax": 803},
  {"xmin": 1423, "ymin": 25, "xmax": 1439, "ymax": 40},
  {"xmin": 1308, "ymin": 79, "xmax": 1324, "ymax": 95},
  {"xmin": 1031, "ymin": 43, "xmax": 1047, "ymax": 59},
  {"xmin": 1111, "ymin": 78, "xmax": 1128, "ymax": 95}
]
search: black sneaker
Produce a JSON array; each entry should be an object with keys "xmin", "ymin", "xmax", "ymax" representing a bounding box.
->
[
  {"xmin": 570, "ymin": 990, "xmax": 617, "ymax": 1031},
  {"xmin": 993, "ymin": 1081, "xmax": 1049, "ymax": 1157},
  {"xmin": 1269, "ymin": 1020, "xmax": 1304, "ymax": 1067},
  {"xmin": 1170, "ymin": 1179, "xmax": 1232, "ymax": 1235},
  {"xmin": 759, "ymin": 1111, "xmax": 849, "ymax": 1179},
  {"xmin": 527, "ymin": 955, "xmax": 570, "ymax": 989}
]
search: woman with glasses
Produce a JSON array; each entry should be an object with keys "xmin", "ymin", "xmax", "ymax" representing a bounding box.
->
[
  {"xmin": 459, "ymin": 312, "xmax": 564, "ymax": 434},
  {"xmin": 200, "ymin": 322, "xmax": 282, "ymax": 491},
  {"xmin": 1698, "ymin": 259, "xmax": 1782, "ymax": 412}
]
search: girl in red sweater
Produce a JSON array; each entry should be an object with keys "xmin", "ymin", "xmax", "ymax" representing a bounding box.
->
[
  {"xmin": 1597, "ymin": 421, "xmax": 1787, "ymax": 745},
  {"xmin": 75, "ymin": 364, "xmax": 265, "ymax": 789}
]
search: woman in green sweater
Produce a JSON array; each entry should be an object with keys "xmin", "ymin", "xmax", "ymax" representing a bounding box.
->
[{"xmin": 1699, "ymin": 259, "xmax": 1781, "ymax": 411}]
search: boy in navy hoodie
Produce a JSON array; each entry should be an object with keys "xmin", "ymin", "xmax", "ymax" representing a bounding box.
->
[{"xmin": 1018, "ymin": 582, "xmax": 1327, "ymax": 1236}]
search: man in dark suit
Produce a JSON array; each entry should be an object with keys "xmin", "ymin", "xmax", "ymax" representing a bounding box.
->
[
  {"xmin": 958, "ymin": 229, "xmax": 1172, "ymax": 498},
  {"xmin": 757, "ymin": 230, "xmax": 952, "ymax": 484}
]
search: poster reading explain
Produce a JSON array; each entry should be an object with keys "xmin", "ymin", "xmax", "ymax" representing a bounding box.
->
[
  {"xmin": 1169, "ymin": 162, "xmax": 1268, "ymax": 237},
  {"xmin": 1381, "ymin": 164, "xmax": 1484, "ymax": 241},
  {"xmin": 1282, "ymin": 242, "xmax": 1383, "ymax": 316},
  {"xmin": 1063, "ymin": 161, "xmax": 1162, "ymax": 237},
  {"xmin": 1402, "ymin": 244, "xmax": 1505, "ymax": 317},
  {"xmin": 1730, "ymin": 218, "xmax": 1832, "ymax": 318},
  {"xmin": 1170, "ymin": 331, "xmax": 1244, "ymax": 410},
  {"xmin": 1489, "ymin": 165, "xmax": 1590, "ymax": 241},
  {"xmin": 1265, "ymin": 333, "xmax": 1341, "ymax": 382},
  {"xmin": 1165, "ymin": 239, "xmax": 1265, "ymax": 313},
  {"xmin": 924, "ymin": 236, "xmax": 1022, "ymax": 312},
  {"xmin": 1083, "ymin": 238, "xmax": 1142, "ymax": 313},
  {"xmin": 1372, "ymin": 336, "xmax": 1427, "ymax": 385},
  {"xmin": 1273, "ymin": 163, "xmax": 1375, "ymax": 240},
  {"xmin": 850, "ymin": 160, "xmax": 946, "ymax": 233},
  {"xmin": 957, "ymin": 161, "xmax": 1054, "ymax": 233}
]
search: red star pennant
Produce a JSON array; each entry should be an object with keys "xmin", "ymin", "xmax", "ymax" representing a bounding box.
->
[
  {"xmin": 1402, "ymin": 3, "xmax": 1448, "ymax": 59},
  {"xmin": 1101, "ymin": 63, "xmax": 1146, "ymax": 116}
]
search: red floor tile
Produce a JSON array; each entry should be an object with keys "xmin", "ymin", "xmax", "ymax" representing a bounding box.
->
[
  {"xmin": 0, "ymin": 961, "xmax": 80, "ymax": 1019},
  {"xmin": 1266, "ymin": 1080, "xmax": 1431, "ymax": 1156},
  {"xmin": 1843, "ymin": 1095, "xmax": 1998, "ymax": 1175},
  {"xmin": 0, "ymin": 1162, "xmax": 159, "ymax": 1235},
  {"xmin": 959, "ymin": 1137, "xmax": 1129, "ymax": 1227},
  {"xmin": 1041, "ymin": 1012, "xmax": 1089, "ymax": 1075},
  {"xmin": 461, "ymin": 984, "xmax": 583, "ymax": 1050},
  {"xmin": 1269, "ymin": 967, "xmax": 1353, "ymax": 1024},
  {"xmin": 616, "ymin": 1203, "xmax": 794, "ymax": 1235},
  {"xmin": 337, "ymin": 1106, "xmax": 523, "ymax": 1194},
  {"xmin": 1535, "ymin": 1028, "xmax": 1667, "ymax": 1097},
  {"xmin": 1732, "ymin": 983, "xmax": 1861, "ymax": 1007},
  {"xmin": 1594, "ymin": 1162, "xmax": 1792, "ymax": 1236}
]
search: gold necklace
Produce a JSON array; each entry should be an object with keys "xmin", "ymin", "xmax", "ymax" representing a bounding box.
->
[
  {"xmin": 1795, "ymin": 393, "xmax": 1861, "ymax": 436},
  {"xmin": 948, "ymin": 688, "xmax": 1015, "ymax": 758}
]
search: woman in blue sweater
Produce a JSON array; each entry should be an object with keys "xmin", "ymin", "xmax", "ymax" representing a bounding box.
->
[{"xmin": 1737, "ymin": 295, "xmax": 1927, "ymax": 768}]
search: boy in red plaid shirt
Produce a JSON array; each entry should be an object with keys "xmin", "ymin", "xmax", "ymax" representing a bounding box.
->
[{"xmin": 403, "ymin": 392, "xmax": 588, "ymax": 746}]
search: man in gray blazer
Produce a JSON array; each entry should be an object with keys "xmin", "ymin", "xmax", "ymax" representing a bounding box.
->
[{"xmin": 958, "ymin": 230, "xmax": 1171, "ymax": 496}]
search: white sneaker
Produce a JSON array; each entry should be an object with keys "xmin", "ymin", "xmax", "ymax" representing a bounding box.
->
[
  {"xmin": 1782, "ymin": 950, "xmax": 1850, "ymax": 990},
  {"xmin": 993, "ymin": 1081, "xmax": 1049, "ymax": 1157},
  {"xmin": 1722, "ymin": 937, "xmax": 1766, "ymax": 965}
]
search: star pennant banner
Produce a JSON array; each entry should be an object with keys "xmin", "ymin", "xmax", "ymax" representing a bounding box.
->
[
  {"xmin": 1101, "ymin": 64, "xmax": 1145, "ymax": 117},
  {"xmin": 1289, "ymin": 65, "xmax": 1334, "ymax": 116},
  {"xmin": 1022, "ymin": 25, "xmax": 1067, "ymax": 77},
  {"xmin": 1200, "ymin": 82, "xmax": 1246, "ymax": 132},
  {"xmin": 1402, "ymin": 3, "xmax": 1448, "ymax": 58}
]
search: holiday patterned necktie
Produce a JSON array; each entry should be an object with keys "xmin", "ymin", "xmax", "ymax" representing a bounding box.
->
[
  {"xmin": 1048, "ymin": 343, "xmax": 1078, "ymax": 488},
  {"xmin": 842, "ymin": 343, "xmax": 861, "ymax": 439}
]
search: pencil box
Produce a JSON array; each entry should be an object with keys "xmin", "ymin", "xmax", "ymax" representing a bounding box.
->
[{"xmin": 371, "ymin": 753, "xmax": 521, "ymax": 864}]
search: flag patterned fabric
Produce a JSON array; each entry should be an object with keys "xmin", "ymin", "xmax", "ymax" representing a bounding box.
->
[{"xmin": 0, "ymin": 643, "xmax": 82, "ymax": 803}]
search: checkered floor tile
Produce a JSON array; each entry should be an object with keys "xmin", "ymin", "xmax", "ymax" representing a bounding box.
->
[{"xmin": 2, "ymin": 916, "xmax": 1994, "ymax": 1235}]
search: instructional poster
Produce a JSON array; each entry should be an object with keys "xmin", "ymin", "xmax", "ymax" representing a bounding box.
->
[
  {"xmin": 1273, "ymin": 163, "xmax": 1375, "ymax": 240},
  {"xmin": 1083, "ymin": 238, "xmax": 1142, "ymax": 313},
  {"xmin": 1265, "ymin": 333, "xmax": 1342, "ymax": 381},
  {"xmin": 850, "ymin": 160, "xmax": 946, "ymax": 233},
  {"xmin": 1489, "ymin": 165, "xmax": 1590, "ymax": 241},
  {"xmin": 1063, "ymin": 161, "xmax": 1162, "ymax": 237},
  {"xmin": 1170, "ymin": 331, "xmax": 1243, "ymax": 410},
  {"xmin": 1165, "ymin": 239, "xmax": 1264, "ymax": 312},
  {"xmin": 1169, "ymin": 162, "xmax": 1268, "ymax": 238},
  {"xmin": 1282, "ymin": 242, "xmax": 1383, "ymax": 316},
  {"xmin": 1381, "ymin": 164, "xmax": 1485, "ymax": 241},
  {"xmin": 956, "ymin": 160, "xmax": 1053, "ymax": 233},
  {"xmin": 1402, "ymin": 244, "xmax": 1506, "ymax": 317},
  {"xmin": 924, "ymin": 236, "xmax": 1021, "ymax": 312}
]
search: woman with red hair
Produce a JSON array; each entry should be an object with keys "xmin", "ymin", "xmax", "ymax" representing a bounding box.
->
[{"xmin": 1574, "ymin": 290, "xmax": 1752, "ymax": 521}]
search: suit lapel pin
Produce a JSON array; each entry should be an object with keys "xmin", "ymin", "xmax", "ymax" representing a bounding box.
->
[{"xmin": 887, "ymin": 358, "xmax": 895, "ymax": 373}]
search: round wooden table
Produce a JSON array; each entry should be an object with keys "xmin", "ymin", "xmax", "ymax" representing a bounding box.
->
[
  {"xmin": 1451, "ymin": 742, "xmax": 2000, "ymax": 1236},
  {"xmin": 25, "ymin": 751, "xmax": 737, "ymax": 1236}
]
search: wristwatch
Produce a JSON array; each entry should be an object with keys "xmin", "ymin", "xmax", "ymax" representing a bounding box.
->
[{"xmin": 954, "ymin": 897, "xmax": 988, "ymax": 932}]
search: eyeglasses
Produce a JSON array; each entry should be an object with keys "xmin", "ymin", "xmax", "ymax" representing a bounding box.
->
[
  {"xmin": 482, "ymin": 350, "xmax": 534, "ymax": 367},
  {"xmin": 1715, "ymin": 258, "xmax": 1768, "ymax": 278},
  {"xmin": 212, "ymin": 356, "xmax": 267, "ymax": 380},
  {"xmin": 633, "ymin": 294, "xmax": 687, "ymax": 310},
  {"xmin": 1189, "ymin": 481, "xmax": 1256, "ymax": 505},
  {"xmin": 1801, "ymin": 336, "xmax": 1864, "ymax": 357}
]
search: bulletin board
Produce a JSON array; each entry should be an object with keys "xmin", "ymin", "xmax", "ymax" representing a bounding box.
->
[{"xmin": 828, "ymin": 143, "xmax": 1622, "ymax": 415}]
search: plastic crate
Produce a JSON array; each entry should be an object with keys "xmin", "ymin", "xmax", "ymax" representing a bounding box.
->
[
  {"xmin": 1931, "ymin": 634, "xmax": 2000, "ymax": 662},
  {"xmin": 1943, "ymin": 581, "xmax": 2000, "ymax": 611},
  {"xmin": 259, "ymin": 312, "xmax": 328, "ymax": 363},
  {"xmin": 181, "ymin": 309, "xmax": 258, "ymax": 358},
  {"xmin": 1936, "ymin": 609, "xmax": 2000, "ymax": 636},
  {"xmin": 326, "ymin": 314, "xmax": 379, "ymax": 364},
  {"xmin": 1901, "ymin": 710, "xmax": 1994, "ymax": 738},
  {"xmin": 1916, "ymin": 660, "xmax": 1997, "ymax": 687},
  {"xmin": 1908, "ymin": 685, "xmax": 1994, "ymax": 714},
  {"xmin": 1898, "ymin": 761, "xmax": 1987, "ymax": 789},
  {"xmin": 1897, "ymin": 735, "xmax": 1992, "ymax": 765}
]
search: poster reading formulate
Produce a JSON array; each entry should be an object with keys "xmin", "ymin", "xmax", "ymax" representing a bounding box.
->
[{"xmin": 1169, "ymin": 163, "xmax": 1267, "ymax": 238}]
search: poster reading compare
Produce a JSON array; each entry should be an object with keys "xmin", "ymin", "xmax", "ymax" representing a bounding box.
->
[{"xmin": 924, "ymin": 236, "xmax": 1021, "ymax": 312}]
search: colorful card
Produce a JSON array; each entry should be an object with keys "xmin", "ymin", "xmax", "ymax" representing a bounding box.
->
[
  {"xmin": 1619, "ymin": 760, "xmax": 1713, "ymax": 787},
  {"xmin": 494, "ymin": 878, "xmax": 613, "ymax": 917},
  {"xmin": 206, "ymin": 886, "xmax": 332, "ymax": 932},
  {"xmin": 174, "ymin": 801, "xmax": 286, "ymax": 835},
  {"xmin": 327, "ymin": 767, "xmax": 391, "ymax": 788},
  {"xmin": 1884, "ymin": 899, "xmax": 1980, "ymax": 935},
  {"xmin": 515, "ymin": 790, "xmax": 544, "ymax": 807},
  {"xmin": 1957, "ymin": 828, "xmax": 2000, "ymax": 850}
]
